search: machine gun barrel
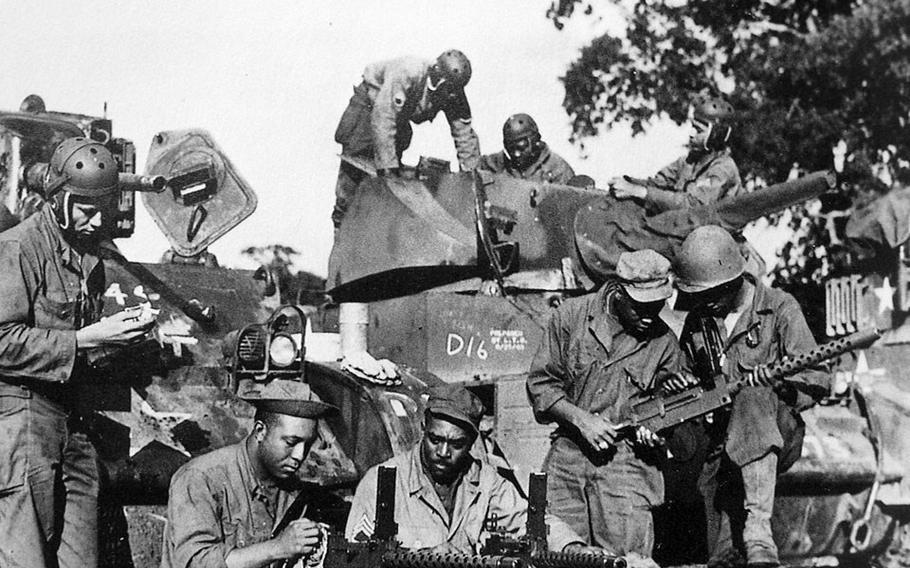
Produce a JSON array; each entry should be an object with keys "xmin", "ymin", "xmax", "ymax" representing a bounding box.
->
[
  {"xmin": 119, "ymin": 173, "xmax": 167, "ymax": 192},
  {"xmin": 766, "ymin": 327, "xmax": 881, "ymax": 381},
  {"xmin": 620, "ymin": 327, "xmax": 881, "ymax": 434},
  {"xmin": 382, "ymin": 550, "xmax": 526, "ymax": 568},
  {"xmin": 531, "ymin": 551, "xmax": 626, "ymax": 568}
]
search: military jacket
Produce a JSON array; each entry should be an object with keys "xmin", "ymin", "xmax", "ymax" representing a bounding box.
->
[
  {"xmin": 362, "ymin": 57, "xmax": 481, "ymax": 171},
  {"xmin": 643, "ymin": 149, "xmax": 745, "ymax": 213},
  {"xmin": 0, "ymin": 206, "xmax": 104, "ymax": 387},
  {"xmin": 527, "ymin": 285, "xmax": 683, "ymax": 426},
  {"xmin": 479, "ymin": 143, "xmax": 575, "ymax": 184},
  {"xmin": 708, "ymin": 281, "xmax": 829, "ymax": 466},
  {"xmin": 345, "ymin": 444, "xmax": 583, "ymax": 554},
  {"xmin": 161, "ymin": 440, "xmax": 305, "ymax": 568}
]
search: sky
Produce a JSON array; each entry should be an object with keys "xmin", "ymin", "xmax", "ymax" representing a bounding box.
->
[{"xmin": 0, "ymin": 0, "xmax": 701, "ymax": 277}]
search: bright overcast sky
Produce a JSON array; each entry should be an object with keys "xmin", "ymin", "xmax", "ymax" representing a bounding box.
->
[{"xmin": 0, "ymin": 0, "xmax": 691, "ymax": 276}]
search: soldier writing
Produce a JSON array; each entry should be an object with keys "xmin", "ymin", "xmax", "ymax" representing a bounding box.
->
[
  {"xmin": 345, "ymin": 384, "xmax": 601, "ymax": 556},
  {"xmin": 479, "ymin": 113, "xmax": 575, "ymax": 184},
  {"xmin": 332, "ymin": 49, "xmax": 481, "ymax": 228},
  {"xmin": 160, "ymin": 380, "xmax": 337, "ymax": 568},
  {"xmin": 0, "ymin": 137, "xmax": 155, "ymax": 567},
  {"xmin": 526, "ymin": 249, "xmax": 684, "ymax": 558}
]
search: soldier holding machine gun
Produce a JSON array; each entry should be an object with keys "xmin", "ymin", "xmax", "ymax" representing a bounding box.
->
[
  {"xmin": 664, "ymin": 225, "xmax": 830, "ymax": 568},
  {"xmin": 345, "ymin": 384, "xmax": 603, "ymax": 557},
  {"xmin": 526, "ymin": 249, "xmax": 685, "ymax": 559}
]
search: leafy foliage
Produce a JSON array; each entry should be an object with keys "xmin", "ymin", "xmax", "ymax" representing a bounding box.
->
[
  {"xmin": 551, "ymin": 0, "xmax": 910, "ymax": 332},
  {"xmin": 241, "ymin": 244, "xmax": 326, "ymax": 306}
]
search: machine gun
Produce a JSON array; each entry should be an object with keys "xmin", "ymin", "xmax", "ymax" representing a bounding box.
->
[
  {"xmin": 481, "ymin": 473, "xmax": 626, "ymax": 568},
  {"xmin": 323, "ymin": 466, "xmax": 525, "ymax": 568},
  {"xmin": 618, "ymin": 326, "xmax": 881, "ymax": 434}
]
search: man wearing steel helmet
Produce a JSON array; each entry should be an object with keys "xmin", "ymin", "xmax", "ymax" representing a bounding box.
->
[
  {"xmin": 161, "ymin": 380, "xmax": 338, "ymax": 568},
  {"xmin": 666, "ymin": 226, "xmax": 828, "ymax": 568},
  {"xmin": 479, "ymin": 113, "xmax": 575, "ymax": 184},
  {"xmin": 332, "ymin": 49, "xmax": 482, "ymax": 228},
  {"xmin": 345, "ymin": 384, "xmax": 600, "ymax": 556},
  {"xmin": 0, "ymin": 137, "xmax": 155, "ymax": 567},
  {"xmin": 610, "ymin": 94, "xmax": 745, "ymax": 213},
  {"xmin": 527, "ymin": 250, "xmax": 685, "ymax": 557}
]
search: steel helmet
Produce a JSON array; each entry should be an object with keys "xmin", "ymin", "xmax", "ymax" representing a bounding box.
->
[
  {"xmin": 503, "ymin": 113, "xmax": 541, "ymax": 145},
  {"xmin": 19, "ymin": 94, "xmax": 46, "ymax": 113},
  {"xmin": 434, "ymin": 49, "xmax": 472, "ymax": 90},
  {"xmin": 45, "ymin": 137, "xmax": 120, "ymax": 199},
  {"xmin": 675, "ymin": 225, "xmax": 745, "ymax": 293}
]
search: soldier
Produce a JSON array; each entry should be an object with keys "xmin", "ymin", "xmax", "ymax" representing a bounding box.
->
[
  {"xmin": 332, "ymin": 49, "xmax": 481, "ymax": 228},
  {"xmin": 526, "ymin": 249, "xmax": 684, "ymax": 557},
  {"xmin": 161, "ymin": 380, "xmax": 338, "ymax": 568},
  {"xmin": 479, "ymin": 113, "xmax": 575, "ymax": 184},
  {"xmin": 666, "ymin": 226, "xmax": 828, "ymax": 568},
  {"xmin": 609, "ymin": 94, "xmax": 745, "ymax": 213},
  {"xmin": 0, "ymin": 137, "xmax": 155, "ymax": 567},
  {"xmin": 345, "ymin": 384, "xmax": 601, "ymax": 556}
]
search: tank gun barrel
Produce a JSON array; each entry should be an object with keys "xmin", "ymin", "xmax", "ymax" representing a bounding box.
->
[
  {"xmin": 19, "ymin": 164, "xmax": 167, "ymax": 194},
  {"xmin": 119, "ymin": 173, "xmax": 167, "ymax": 192}
]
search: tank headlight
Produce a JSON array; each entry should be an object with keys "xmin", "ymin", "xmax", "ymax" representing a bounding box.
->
[{"xmin": 268, "ymin": 334, "xmax": 298, "ymax": 368}]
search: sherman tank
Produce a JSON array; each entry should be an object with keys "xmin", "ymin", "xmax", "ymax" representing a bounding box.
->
[
  {"xmin": 321, "ymin": 156, "xmax": 909, "ymax": 567},
  {"xmin": 0, "ymin": 96, "xmax": 441, "ymax": 567}
]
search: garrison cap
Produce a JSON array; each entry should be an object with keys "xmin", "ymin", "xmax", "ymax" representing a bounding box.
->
[
  {"xmin": 425, "ymin": 384, "xmax": 484, "ymax": 436},
  {"xmin": 616, "ymin": 249, "xmax": 673, "ymax": 303},
  {"xmin": 243, "ymin": 379, "xmax": 337, "ymax": 419}
]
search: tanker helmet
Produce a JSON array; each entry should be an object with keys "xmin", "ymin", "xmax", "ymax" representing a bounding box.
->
[
  {"xmin": 503, "ymin": 113, "xmax": 541, "ymax": 145},
  {"xmin": 45, "ymin": 137, "xmax": 119, "ymax": 199},
  {"xmin": 502, "ymin": 113, "xmax": 544, "ymax": 171},
  {"xmin": 675, "ymin": 225, "xmax": 745, "ymax": 293},
  {"xmin": 431, "ymin": 49, "xmax": 472, "ymax": 91},
  {"xmin": 692, "ymin": 94, "xmax": 734, "ymax": 152}
]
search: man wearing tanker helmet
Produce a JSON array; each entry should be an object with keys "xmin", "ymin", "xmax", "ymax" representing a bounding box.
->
[
  {"xmin": 610, "ymin": 93, "xmax": 745, "ymax": 211},
  {"xmin": 527, "ymin": 249, "xmax": 685, "ymax": 558},
  {"xmin": 664, "ymin": 225, "xmax": 829, "ymax": 568},
  {"xmin": 0, "ymin": 137, "xmax": 155, "ymax": 567},
  {"xmin": 479, "ymin": 113, "xmax": 575, "ymax": 184},
  {"xmin": 332, "ymin": 49, "xmax": 482, "ymax": 228}
]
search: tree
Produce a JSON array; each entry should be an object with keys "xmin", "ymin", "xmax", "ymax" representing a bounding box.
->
[
  {"xmin": 241, "ymin": 244, "xmax": 326, "ymax": 306},
  {"xmin": 550, "ymin": 0, "xmax": 910, "ymax": 333}
]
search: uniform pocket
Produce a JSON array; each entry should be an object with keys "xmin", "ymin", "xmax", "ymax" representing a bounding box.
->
[
  {"xmin": 0, "ymin": 391, "xmax": 30, "ymax": 491},
  {"xmin": 34, "ymin": 294, "xmax": 76, "ymax": 329}
]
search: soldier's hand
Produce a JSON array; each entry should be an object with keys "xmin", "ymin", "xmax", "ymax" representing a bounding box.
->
[
  {"xmin": 661, "ymin": 371, "xmax": 700, "ymax": 394},
  {"xmin": 575, "ymin": 411, "xmax": 617, "ymax": 452},
  {"xmin": 75, "ymin": 310, "xmax": 155, "ymax": 349},
  {"xmin": 746, "ymin": 364, "xmax": 775, "ymax": 387},
  {"xmin": 274, "ymin": 518, "xmax": 323, "ymax": 558},
  {"xmin": 608, "ymin": 177, "xmax": 646, "ymax": 200},
  {"xmin": 634, "ymin": 426, "xmax": 662, "ymax": 448}
]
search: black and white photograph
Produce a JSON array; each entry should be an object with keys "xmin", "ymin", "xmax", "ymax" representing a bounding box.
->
[{"xmin": 0, "ymin": 1, "xmax": 907, "ymax": 567}]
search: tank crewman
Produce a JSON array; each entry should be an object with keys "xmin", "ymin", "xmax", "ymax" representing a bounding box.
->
[
  {"xmin": 478, "ymin": 113, "xmax": 575, "ymax": 184},
  {"xmin": 610, "ymin": 94, "xmax": 745, "ymax": 213},
  {"xmin": 0, "ymin": 137, "xmax": 156, "ymax": 568},
  {"xmin": 665, "ymin": 226, "xmax": 828, "ymax": 568},
  {"xmin": 332, "ymin": 49, "xmax": 482, "ymax": 227},
  {"xmin": 527, "ymin": 249, "xmax": 684, "ymax": 557},
  {"xmin": 345, "ymin": 384, "xmax": 602, "ymax": 556},
  {"xmin": 161, "ymin": 380, "xmax": 338, "ymax": 568}
]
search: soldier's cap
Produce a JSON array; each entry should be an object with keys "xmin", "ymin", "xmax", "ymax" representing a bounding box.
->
[
  {"xmin": 616, "ymin": 249, "xmax": 673, "ymax": 303},
  {"xmin": 425, "ymin": 384, "xmax": 484, "ymax": 436},
  {"xmin": 242, "ymin": 379, "xmax": 338, "ymax": 419}
]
